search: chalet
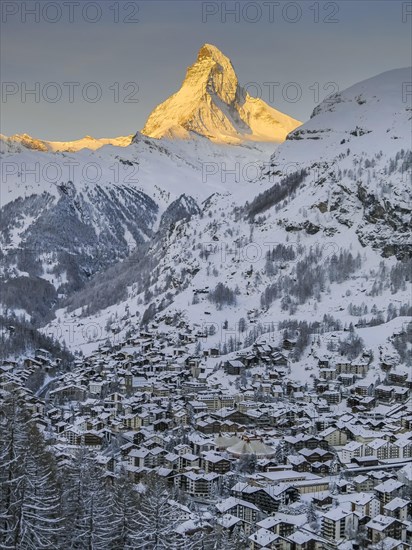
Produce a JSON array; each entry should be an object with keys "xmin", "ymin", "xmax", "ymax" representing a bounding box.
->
[
  {"xmin": 319, "ymin": 426, "xmax": 347, "ymax": 446},
  {"xmin": 323, "ymin": 390, "xmax": 341, "ymax": 405},
  {"xmin": 216, "ymin": 497, "xmax": 260, "ymax": 530},
  {"xmin": 23, "ymin": 357, "xmax": 42, "ymax": 369},
  {"xmin": 224, "ymin": 360, "xmax": 245, "ymax": 375},
  {"xmin": 311, "ymin": 461, "xmax": 332, "ymax": 475},
  {"xmin": 320, "ymin": 368, "xmax": 337, "ymax": 381},
  {"xmin": 155, "ymin": 467, "xmax": 175, "ymax": 487},
  {"xmin": 187, "ymin": 400, "xmax": 208, "ymax": 415},
  {"xmin": 241, "ymin": 353, "xmax": 260, "ymax": 367},
  {"xmin": 394, "ymin": 387, "xmax": 409, "ymax": 402},
  {"xmin": 178, "ymin": 331, "xmax": 197, "ymax": 344},
  {"xmin": 401, "ymin": 414, "xmax": 412, "ymax": 430},
  {"xmin": 336, "ymin": 360, "xmax": 351, "ymax": 374},
  {"xmin": 25, "ymin": 396, "xmax": 45, "ymax": 416},
  {"xmin": 115, "ymin": 348, "xmax": 137, "ymax": 361},
  {"xmin": 380, "ymin": 359, "xmax": 395, "ymax": 372},
  {"xmin": 283, "ymin": 338, "xmax": 297, "ymax": 350},
  {"xmin": 384, "ymin": 498, "xmax": 411, "ymax": 521},
  {"xmin": 298, "ymin": 447, "xmax": 334, "ymax": 464},
  {"xmin": 271, "ymin": 352, "xmax": 288, "ymax": 366},
  {"xmin": 375, "ymin": 479, "xmax": 405, "ymax": 507},
  {"xmin": 173, "ymin": 409, "xmax": 188, "ymax": 425},
  {"xmin": 315, "ymin": 381, "xmax": 329, "ymax": 395},
  {"xmin": 257, "ymin": 512, "xmax": 308, "ymax": 538},
  {"xmin": 366, "ymin": 515, "xmax": 407, "ymax": 544},
  {"xmin": 349, "ymin": 395, "xmax": 376, "ymax": 411},
  {"xmin": 338, "ymin": 373, "xmax": 357, "ymax": 386},
  {"xmin": 232, "ymin": 482, "xmax": 299, "ymax": 514},
  {"xmin": 203, "ymin": 348, "xmax": 220, "ymax": 357},
  {"xmin": 201, "ymin": 451, "xmax": 231, "ymax": 474},
  {"xmin": 387, "ymin": 370, "xmax": 408, "ymax": 386},
  {"xmin": 153, "ymin": 419, "xmax": 170, "ymax": 432},
  {"xmin": 287, "ymin": 455, "xmax": 311, "ymax": 473},
  {"xmin": 174, "ymin": 444, "xmax": 192, "ymax": 456},
  {"xmin": 349, "ymin": 360, "xmax": 369, "ymax": 376},
  {"xmin": 185, "ymin": 355, "xmax": 202, "ymax": 368},
  {"xmin": 352, "ymin": 474, "xmax": 374, "ymax": 492},
  {"xmin": 212, "ymin": 408, "xmax": 252, "ymax": 426},
  {"xmin": 284, "ymin": 531, "xmax": 325, "ymax": 550},
  {"xmin": 271, "ymin": 385, "xmax": 283, "ymax": 398},
  {"xmin": 81, "ymin": 430, "xmax": 104, "ymax": 449},
  {"xmin": 126, "ymin": 465, "xmax": 150, "ymax": 483},
  {"xmin": 394, "ymin": 438, "xmax": 412, "ymax": 459},
  {"xmin": 164, "ymin": 453, "xmax": 180, "ymax": 470},
  {"xmin": 375, "ymin": 385, "xmax": 396, "ymax": 403},
  {"xmin": 189, "ymin": 435, "xmax": 215, "ymax": 455},
  {"xmin": 178, "ymin": 471, "xmax": 220, "ymax": 497},
  {"xmin": 248, "ymin": 528, "xmax": 282, "ymax": 550},
  {"xmin": 179, "ymin": 452, "xmax": 200, "ymax": 470},
  {"xmin": 284, "ymin": 434, "xmax": 328, "ymax": 452},
  {"xmin": 65, "ymin": 428, "xmax": 104, "ymax": 448}
]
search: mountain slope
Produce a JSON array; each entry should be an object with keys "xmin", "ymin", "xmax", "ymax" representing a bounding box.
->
[
  {"xmin": 263, "ymin": 67, "xmax": 412, "ymax": 258},
  {"xmin": 0, "ymin": 131, "xmax": 275, "ymax": 322},
  {"xmin": 47, "ymin": 68, "xmax": 411, "ymax": 356},
  {"xmin": 141, "ymin": 43, "xmax": 301, "ymax": 144}
]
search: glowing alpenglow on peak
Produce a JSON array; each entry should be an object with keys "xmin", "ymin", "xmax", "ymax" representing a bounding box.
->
[{"xmin": 141, "ymin": 43, "xmax": 301, "ymax": 144}]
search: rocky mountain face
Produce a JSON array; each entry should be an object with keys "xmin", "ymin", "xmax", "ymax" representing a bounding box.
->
[
  {"xmin": 158, "ymin": 195, "xmax": 202, "ymax": 236},
  {"xmin": 141, "ymin": 44, "xmax": 301, "ymax": 144}
]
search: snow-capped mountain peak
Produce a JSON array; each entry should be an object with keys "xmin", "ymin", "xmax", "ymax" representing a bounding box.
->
[{"xmin": 141, "ymin": 43, "xmax": 301, "ymax": 144}]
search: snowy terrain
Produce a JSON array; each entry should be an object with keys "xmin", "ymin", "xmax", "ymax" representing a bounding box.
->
[
  {"xmin": 37, "ymin": 66, "xmax": 411, "ymax": 363},
  {"xmin": 0, "ymin": 47, "xmax": 410, "ymax": 377}
]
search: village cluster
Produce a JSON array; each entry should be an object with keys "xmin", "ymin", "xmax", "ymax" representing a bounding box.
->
[{"xmin": 1, "ymin": 318, "xmax": 411, "ymax": 550}]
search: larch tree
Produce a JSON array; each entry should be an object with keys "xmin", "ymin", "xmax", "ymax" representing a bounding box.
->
[{"xmin": 135, "ymin": 474, "xmax": 186, "ymax": 549}]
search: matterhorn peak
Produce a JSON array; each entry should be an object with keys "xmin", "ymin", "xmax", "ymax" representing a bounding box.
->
[
  {"xmin": 141, "ymin": 44, "xmax": 301, "ymax": 144},
  {"xmin": 196, "ymin": 43, "xmax": 230, "ymax": 63}
]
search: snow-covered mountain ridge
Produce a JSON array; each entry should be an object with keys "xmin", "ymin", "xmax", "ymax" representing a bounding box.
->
[{"xmin": 0, "ymin": 133, "xmax": 133, "ymax": 153}]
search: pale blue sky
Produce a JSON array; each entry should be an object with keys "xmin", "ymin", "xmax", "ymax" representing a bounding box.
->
[{"xmin": 1, "ymin": 0, "xmax": 411, "ymax": 140}]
